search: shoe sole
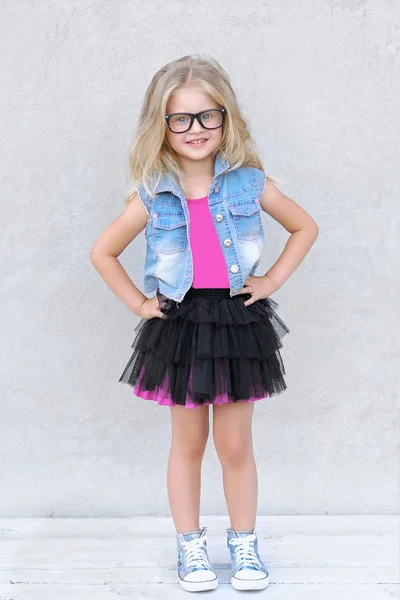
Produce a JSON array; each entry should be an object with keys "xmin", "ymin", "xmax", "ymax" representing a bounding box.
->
[
  {"xmin": 178, "ymin": 574, "xmax": 219, "ymax": 592},
  {"xmin": 231, "ymin": 574, "xmax": 269, "ymax": 591}
]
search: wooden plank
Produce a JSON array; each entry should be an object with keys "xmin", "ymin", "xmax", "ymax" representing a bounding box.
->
[
  {"xmin": 0, "ymin": 583, "xmax": 398, "ymax": 600},
  {"xmin": 0, "ymin": 515, "xmax": 399, "ymax": 539},
  {"xmin": 0, "ymin": 567, "xmax": 397, "ymax": 585},
  {"xmin": 0, "ymin": 515, "xmax": 397, "ymax": 537},
  {"xmin": 0, "ymin": 543, "xmax": 398, "ymax": 571}
]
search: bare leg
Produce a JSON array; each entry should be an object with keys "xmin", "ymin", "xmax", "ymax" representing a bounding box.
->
[
  {"xmin": 213, "ymin": 402, "xmax": 257, "ymax": 530},
  {"xmin": 167, "ymin": 404, "xmax": 210, "ymax": 533}
]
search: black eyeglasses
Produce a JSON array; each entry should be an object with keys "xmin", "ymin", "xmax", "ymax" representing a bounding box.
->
[{"xmin": 165, "ymin": 108, "xmax": 226, "ymax": 133}]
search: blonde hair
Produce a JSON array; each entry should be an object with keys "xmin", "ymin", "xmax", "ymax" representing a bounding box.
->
[{"xmin": 123, "ymin": 54, "xmax": 280, "ymax": 205}]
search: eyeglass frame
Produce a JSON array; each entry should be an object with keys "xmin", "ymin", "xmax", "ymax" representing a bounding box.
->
[{"xmin": 165, "ymin": 107, "xmax": 226, "ymax": 133}]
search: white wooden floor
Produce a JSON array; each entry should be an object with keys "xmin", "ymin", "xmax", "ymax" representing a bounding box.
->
[{"xmin": 0, "ymin": 516, "xmax": 398, "ymax": 599}]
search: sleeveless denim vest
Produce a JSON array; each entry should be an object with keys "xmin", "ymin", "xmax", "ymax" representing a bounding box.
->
[{"xmin": 136, "ymin": 152, "xmax": 267, "ymax": 304}]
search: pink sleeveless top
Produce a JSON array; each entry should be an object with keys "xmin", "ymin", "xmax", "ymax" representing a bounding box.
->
[{"xmin": 186, "ymin": 195, "xmax": 230, "ymax": 288}]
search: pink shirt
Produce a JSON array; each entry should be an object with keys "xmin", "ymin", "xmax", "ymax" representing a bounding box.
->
[{"xmin": 186, "ymin": 195, "xmax": 230, "ymax": 288}]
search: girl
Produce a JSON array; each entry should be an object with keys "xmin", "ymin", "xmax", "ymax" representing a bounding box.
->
[{"xmin": 90, "ymin": 54, "xmax": 318, "ymax": 593}]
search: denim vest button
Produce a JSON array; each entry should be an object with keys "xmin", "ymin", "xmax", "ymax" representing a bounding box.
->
[
  {"xmin": 224, "ymin": 238, "xmax": 232, "ymax": 247},
  {"xmin": 213, "ymin": 186, "xmax": 220, "ymax": 193},
  {"xmin": 230, "ymin": 264, "xmax": 239, "ymax": 273},
  {"xmin": 215, "ymin": 214, "xmax": 223, "ymax": 222}
]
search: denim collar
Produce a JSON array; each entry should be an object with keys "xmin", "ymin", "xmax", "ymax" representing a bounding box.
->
[{"xmin": 151, "ymin": 152, "xmax": 231, "ymax": 195}]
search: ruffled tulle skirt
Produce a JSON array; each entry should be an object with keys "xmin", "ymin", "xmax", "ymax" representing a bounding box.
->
[{"xmin": 118, "ymin": 287, "xmax": 290, "ymax": 409}]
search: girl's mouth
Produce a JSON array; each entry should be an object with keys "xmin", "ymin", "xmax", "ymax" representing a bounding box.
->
[{"xmin": 186, "ymin": 139, "xmax": 208, "ymax": 146}]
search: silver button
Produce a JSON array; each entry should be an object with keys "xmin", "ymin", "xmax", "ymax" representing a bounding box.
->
[
  {"xmin": 223, "ymin": 238, "xmax": 232, "ymax": 247},
  {"xmin": 213, "ymin": 186, "xmax": 220, "ymax": 193},
  {"xmin": 215, "ymin": 214, "xmax": 223, "ymax": 222},
  {"xmin": 230, "ymin": 264, "xmax": 239, "ymax": 273}
]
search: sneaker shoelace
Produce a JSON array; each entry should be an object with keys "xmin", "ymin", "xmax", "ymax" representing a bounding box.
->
[
  {"xmin": 181, "ymin": 535, "xmax": 211, "ymax": 570},
  {"xmin": 230, "ymin": 533, "xmax": 263, "ymax": 570}
]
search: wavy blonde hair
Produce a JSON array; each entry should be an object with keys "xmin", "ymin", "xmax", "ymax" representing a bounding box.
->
[{"xmin": 123, "ymin": 54, "xmax": 280, "ymax": 205}]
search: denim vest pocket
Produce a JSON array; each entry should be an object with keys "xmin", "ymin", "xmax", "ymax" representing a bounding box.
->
[
  {"xmin": 228, "ymin": 200, "xmax": 263, "ymax": 241},
  {"xmin": 150, "ymin": 210, "xmax": 187, "ymax": 254}
]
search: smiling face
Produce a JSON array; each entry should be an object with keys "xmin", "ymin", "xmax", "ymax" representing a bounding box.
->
[{"xmin": 164, "ymin": 84, "xmax": 224, "ymax": 167}]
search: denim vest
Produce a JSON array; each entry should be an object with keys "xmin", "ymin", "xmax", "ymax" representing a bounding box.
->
[{"xmin": 136, "ymin": 152, "xmax": 267, "ymax": 304}]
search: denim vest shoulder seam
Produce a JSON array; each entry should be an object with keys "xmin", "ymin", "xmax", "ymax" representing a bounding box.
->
[
  {"xmin": 252, "ymin": 168, "xmax": 268, "ymax": 199},
  {"xmin": 135, "ymin": 186, "xmax": 150, "ymax": 217}
]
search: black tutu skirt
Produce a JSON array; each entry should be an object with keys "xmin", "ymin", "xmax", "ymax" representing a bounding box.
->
[{"xmin": 118, "ymin": 287, "xmax": 290, "ymax": 409}]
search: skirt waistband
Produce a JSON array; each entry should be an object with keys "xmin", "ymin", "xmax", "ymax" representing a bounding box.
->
[{"xmin": 184, "ymin": 287, "xmax": 231, "ymax": 299}]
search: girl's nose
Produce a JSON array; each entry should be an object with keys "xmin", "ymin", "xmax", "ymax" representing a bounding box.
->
[{"xmin": 190, "ymin": 116, "xmax": 206, "ymax": 131}]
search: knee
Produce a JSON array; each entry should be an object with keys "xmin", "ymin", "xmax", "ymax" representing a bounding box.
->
[
  {"xmin": 173, "ymin": 429, "xmax": 209, "ymax": 461},
  {"xmin": 213, "ymin": 436, "xmax": 252, "ymax": 467}
]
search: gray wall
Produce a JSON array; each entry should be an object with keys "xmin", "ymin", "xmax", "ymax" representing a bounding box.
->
[{"xmin": 1, "ymin": 0, "xmax": 398, "ymax": 516}]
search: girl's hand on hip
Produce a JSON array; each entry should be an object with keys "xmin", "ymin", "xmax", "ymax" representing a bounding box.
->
[
  {"xmin": 138, "ymin": 296, "xmax": 166, "ymax": 320},
  {"xmin": 239, "ymin": 275, "xmax": 281, "ymax": 307}
]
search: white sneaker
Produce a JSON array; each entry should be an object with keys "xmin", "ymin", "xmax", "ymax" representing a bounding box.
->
[
  {"xmin": 227, "ymin": 527, "xmax": 270, "ymax": 591},
  {"xmin": 176, "ymin": 526, "xmax": 218, "ymax": 592}
]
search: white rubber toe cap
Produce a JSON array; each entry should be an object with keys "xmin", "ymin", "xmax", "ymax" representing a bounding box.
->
[
  {"xmin": 234, "ymin": 569, "xmax": 269, "ymax": 580},
  {"xmin": 184, "ymin": 569, "xmax": 218, "ymax": 583}
]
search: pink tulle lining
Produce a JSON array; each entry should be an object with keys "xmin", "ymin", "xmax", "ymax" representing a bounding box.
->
[{"xmin": 133, "ymin": 364, "xmax": 268, "ymax": 409}]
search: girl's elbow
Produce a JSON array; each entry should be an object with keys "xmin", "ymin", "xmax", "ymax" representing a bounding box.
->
[
  {"xmin": 89, "ymin": 245, "xmax": 104, "ymax": 266},
  {"xmin": 308, "ymin": 219, "xmax": 319, "ymax": 236}
]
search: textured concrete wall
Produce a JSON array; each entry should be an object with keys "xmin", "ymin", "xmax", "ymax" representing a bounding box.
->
[{"xmin": 1, "ymin": 0, "xmax": 398, "ymax": 516}]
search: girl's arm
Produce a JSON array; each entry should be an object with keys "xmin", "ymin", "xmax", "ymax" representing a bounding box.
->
[
  {"xmin": 260, "ymin": 180, "xmax": 319, "ymax": 289},
  {"xmin": 89, "ymin": 193, "xmax": 150, "ymax": 316}
]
